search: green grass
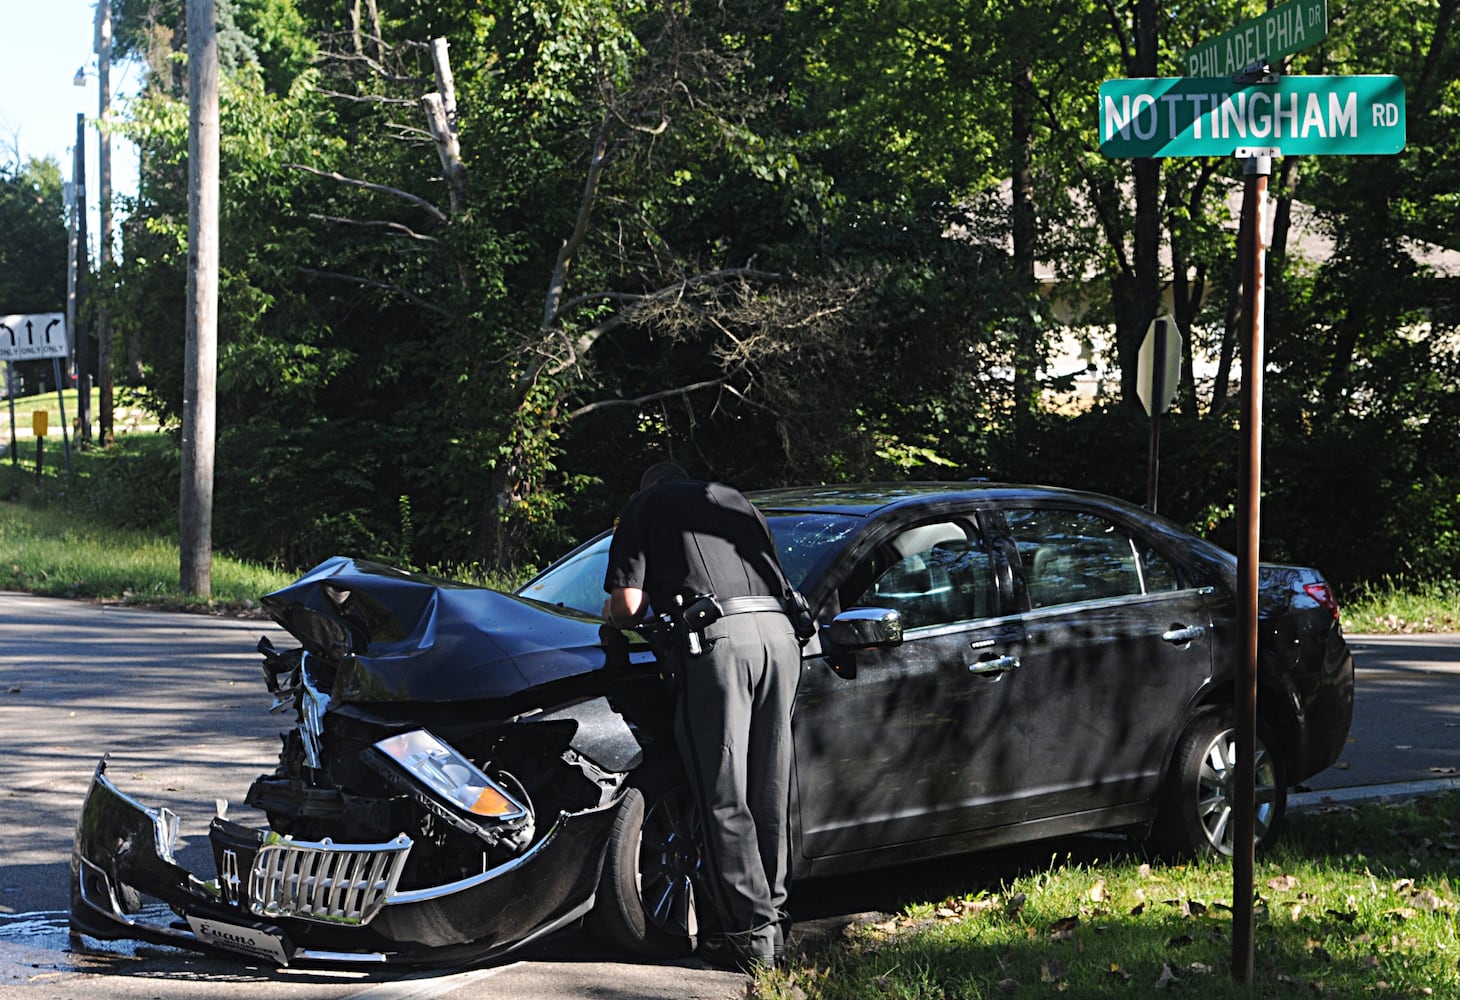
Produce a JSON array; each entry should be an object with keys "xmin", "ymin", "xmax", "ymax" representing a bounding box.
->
[
  {"xmin": 1341, "ymin": 577, "xmax": 1460, "ymax": 634},
  {"xmin": 0, "ymin": 499, "xmax": 294, "ymax": 611},
  {"xmin": 3, "ymin": 386, "xmax": 158, "ymax": 437},
  {"xmin": 0, "ymin": 429, "xmax": 527, "ymax": 609},
  {"xmin": 760, "ymin": 796, "xmax": 1460, "ymax": 999}
]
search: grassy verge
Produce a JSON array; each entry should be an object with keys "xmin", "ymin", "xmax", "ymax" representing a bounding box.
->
[
  {"xmin": 0, "ymin": 499, "xmax": 294, "ymax": 612},
  {"xmin": 0, "ymin": 433, "xmax": 523, "ymax": 610},
  {"xmin": 1341, "ymin": 577, "xmax": 1460, "ymax": 634},
  {"xmin": 762, "ymin": 795, "xmax": 1460, "ymax": 999}
]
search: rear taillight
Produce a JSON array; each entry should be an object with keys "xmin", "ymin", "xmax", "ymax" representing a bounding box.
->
[{"xmin": 1303, "ymin": 581, "xmax": 1340, "ymax": 620}]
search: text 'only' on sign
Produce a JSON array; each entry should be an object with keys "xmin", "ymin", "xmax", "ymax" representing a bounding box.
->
[{"xmin": 1098, "ymin": 75, "xmax": 1405, "ymax": 159}]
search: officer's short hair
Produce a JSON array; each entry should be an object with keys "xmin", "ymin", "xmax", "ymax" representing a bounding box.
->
[{"xmin": 639, "ymin": 461, "xmax": 689, "ymax": 492}]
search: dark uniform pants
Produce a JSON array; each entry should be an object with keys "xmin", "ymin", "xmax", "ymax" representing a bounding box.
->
[{"xmin": 674, "ymin": 609, "xmax": 801, "ymax": 961}]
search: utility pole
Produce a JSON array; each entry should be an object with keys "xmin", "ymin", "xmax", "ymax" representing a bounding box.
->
[
  {"xmin": 95, "ymin": 0, "xmax": 114, "ymax": 444},
  {"xmin": 180, "ymin": 0, "xmax": 219, "ymax": 597},
  {"xmin": 73, "ymin": 115, "xmax": 91, "ymax": 445}
]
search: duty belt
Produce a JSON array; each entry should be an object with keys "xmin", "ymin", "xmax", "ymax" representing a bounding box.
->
[{"xmin": 716, "ymin": 596, "xmax": 786, "ymax": 616}]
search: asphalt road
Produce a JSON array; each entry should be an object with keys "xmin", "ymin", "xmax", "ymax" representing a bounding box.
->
[
  {"xmin": 0, "ymin": 593, "xmax": 745, "ymax": 1000},
  {"xmin": 1297, "ymin": 633, "xmax": 1460, "ymax": 799},
  {"xmin": 2, "ymin": 591, "xmax": 1457, "ymax": 998}
]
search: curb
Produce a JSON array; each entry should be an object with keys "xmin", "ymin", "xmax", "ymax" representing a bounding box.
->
[{"xmin": 1290, "ymin": 776, "xmax": 1460, "ymax": 811}]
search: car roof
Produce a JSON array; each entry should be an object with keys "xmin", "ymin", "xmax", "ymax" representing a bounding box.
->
[{"xmin": 747, "ymin": 481, "xmax": 1121, "ymax": 518}]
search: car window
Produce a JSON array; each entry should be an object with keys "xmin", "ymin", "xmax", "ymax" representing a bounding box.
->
[
  {"xmin": 516, "ymin": 511, "xmax": 862, "ymax": 616},
  {"xmin": 1138, "ymin": 544, "xmax": 1181, "ymax": 593},
  {"xmin": 1006, "ymin": 508, "xmax": 1153, "ymax": 609},
  {"xmin": 844, "ymin": 520, "xmax": 993, "ymax": 629},
  {"xmin": 516, "ymin": 534, "xmax": 614, "ymax": 614}
]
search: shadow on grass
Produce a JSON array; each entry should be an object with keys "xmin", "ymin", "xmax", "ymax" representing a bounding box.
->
[{"xmin": 777, "ymin": 796, "xmax": 1460, "ymax": 998}]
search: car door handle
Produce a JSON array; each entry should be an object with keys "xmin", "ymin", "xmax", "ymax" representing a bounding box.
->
[
  {"xmin": 1162, "ymin": 625, "xmax": 1207, "ymax": 644},
  {"xmin": 968, "ymin": 654, "xmax": 1020, "ymax": 675}
]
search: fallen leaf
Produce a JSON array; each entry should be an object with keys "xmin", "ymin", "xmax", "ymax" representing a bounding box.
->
[
  {"xmin": 1167, "ymin": 933, "xmax": 1193, "ymax": 947},
  {"xmin": 1385, "ymin": 907, "xmax": 1418, "ymax": 921},
  {"xmin": 1392, "ymin": 878, "xmax": 1415, "ymax": 893},
  {"xmin": 1108, "ymin": 964, "xmax": 1132, "ymax": 983},
  {"xmin": 997, "ymin": 978, "xmax": 1019, "ymax": 993},
  {"xmin": 935, "ymin": 906, "xmax": 959, "ymax": 919},
  {"xmin": 1089, "ymin": 878, "xmax": 1107, "ymax": 902},
  {"xmin": 1005, "ymin": 892, "xmax": 1027, "ymax": 919},
  {"xmin": 1129, "ymin": 901, "xmax": 1146, "ymax": 916},
  {"xmin": 1267, "ymin": 875, "xmax": 1299, "ymax": 891},
  {"xmin": 1154, "ymin": 963, "xmax": 1178, "ymax": 989},
  {"xmin": 1049, "ymin": 916, "xmax": 1080, "ymax": 940},
  {"xmin": 1411, "ymin": 889, "xmax": 1446, "ymax": 912},
  {"xmin": 1429, "ymin": 766, "xmax": 1458, "ymax": 775},
  {"xmin": 1187, "ymin": 962, "xmax": 1212, "ymax": 974},
  {"xmin": 1040, "ymin": 957, "xmax": 1066, "ymax": 983},
  {"xmin": 1326, "ymin": 909, "xmax": 1358, "ymax": 923},
  {"xmin": 1138, "ymin": 864, "xmax": 1153, "ymax": 878}
]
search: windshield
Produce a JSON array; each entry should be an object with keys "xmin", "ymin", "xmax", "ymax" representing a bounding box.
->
[{"xmin": 516, "ymin": 511, "xmax": 863, "ymax": 617}]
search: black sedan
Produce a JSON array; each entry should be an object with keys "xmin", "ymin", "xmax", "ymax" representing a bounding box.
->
[{"xmin": 70, "ymin": 482, "xmax": 1353, "ymax": 966}]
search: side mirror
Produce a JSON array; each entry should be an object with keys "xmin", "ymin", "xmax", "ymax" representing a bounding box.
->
[{"xmin": 826, "ymin": 607, "xmax": 904, "ymax": 649}]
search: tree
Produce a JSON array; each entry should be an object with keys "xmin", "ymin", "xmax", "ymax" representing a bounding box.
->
[
  {"xmin": 0, "ymin": 158, "xmax": 68, "ymax": 315},
  {"xmin": 0, "ymin": 158, "xmax": 70, "ymax": 396}
]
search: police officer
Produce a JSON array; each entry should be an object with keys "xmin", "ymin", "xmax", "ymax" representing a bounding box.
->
[{"xmin": 602, "ymin": 462, "xmax": 802, "ymax": 972}]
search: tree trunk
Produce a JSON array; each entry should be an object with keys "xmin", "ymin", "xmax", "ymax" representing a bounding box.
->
[{"xmin": 1011, "ymin": 58, "xmax": 1038, "ymax": 445}]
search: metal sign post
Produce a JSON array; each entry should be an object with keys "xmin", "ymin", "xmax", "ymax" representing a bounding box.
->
[
  {"xmin": 1137, "ymin": 316, "xmax": 1182, "ymax": 512},
  {"xmin": 1232, "ymin": 148, "xmax": 1274, "ymax": 983},
  {"xmin": 4, "ymin": 363, "xmax": 16, "ymax": 467},
  {"xmin": 1100, "ymin": 8, "xmax": 1406, "ymax": 985}
]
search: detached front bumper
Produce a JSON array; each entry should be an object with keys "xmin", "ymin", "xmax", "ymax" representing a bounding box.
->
[{"xmin": 70, "ymin": 758, "xmax": 622, "ymax": 966}]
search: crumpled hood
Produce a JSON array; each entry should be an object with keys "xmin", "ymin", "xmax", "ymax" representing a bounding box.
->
[{"xmin": 261, "ymin": 556, "xmax": 632, "ymax": 703}]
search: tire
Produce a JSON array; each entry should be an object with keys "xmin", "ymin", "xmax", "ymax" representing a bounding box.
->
[
  {"xmin": 586, "ymin": 770, "xmax": 702, "ymax": 957},
  {"xmin": 1150, "ymin": 709, "xmax": 1288, "ymax": 859}
]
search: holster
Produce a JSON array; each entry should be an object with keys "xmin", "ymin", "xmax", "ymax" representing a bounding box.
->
[{"xmin": 638, "ymin": 617, "xmax": 687, "ymax": 692}]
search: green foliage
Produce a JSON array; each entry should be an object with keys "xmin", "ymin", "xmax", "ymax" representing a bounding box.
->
[
  {"xmin": 87, "ymin": 0, "xmax": 1460, "ymax": 593},
  {"xmin": 1343, "ymin": 576, "xmax": 1460, "ymax": 633},
  {"xmin": 0, "ymin": 158, "xmax": 68, "ymax": 313},
  {"xmin": 0, "ymin": 477, "xmax": 293, "ymax": 611}
]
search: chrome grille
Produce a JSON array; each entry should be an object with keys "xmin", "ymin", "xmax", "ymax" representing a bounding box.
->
[{"xmin": 248, "ymin": 834, "xmax": 411, "ymax": 925}]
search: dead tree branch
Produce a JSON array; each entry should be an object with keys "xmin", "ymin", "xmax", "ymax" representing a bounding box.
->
[
  {"xmin": 307, "ymin": 213, "xmax": 442, "ymax": 244},
  {"xmin": 285, "ymin": 162, "xmax": 448, "ymax": 222},
  {"xmin": 297, "ymin": 266, "xmax": 449, "ymax": 315}
]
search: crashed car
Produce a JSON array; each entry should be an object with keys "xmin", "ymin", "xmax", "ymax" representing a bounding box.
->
[{"xmin": 71, "ymin": 482, "xmax": 1355, "ymax": 967}]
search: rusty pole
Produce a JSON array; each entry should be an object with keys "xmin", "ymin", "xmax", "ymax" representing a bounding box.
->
[{"xmin": 1232, "ymin": 150, "xmax": 1271, "ymax": 984}]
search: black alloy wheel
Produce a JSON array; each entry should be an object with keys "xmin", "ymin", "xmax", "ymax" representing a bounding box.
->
[{"xmin": 587, "ymin": 768, "xmax": 702, "ymax": 956}]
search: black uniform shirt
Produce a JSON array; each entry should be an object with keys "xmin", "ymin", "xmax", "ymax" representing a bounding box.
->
[{"xmin": 604, "ymin": 478, "xmax": 785, "ymax": 614}]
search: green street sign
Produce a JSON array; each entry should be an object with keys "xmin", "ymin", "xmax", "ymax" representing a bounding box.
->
[
  {"xmin": 1099, "ymin": 75, "xmax": 1405, "ymax": 158},
  {"xmin": 1186, "ymin": 0, "xmax": 1327, "ymax": 77}
]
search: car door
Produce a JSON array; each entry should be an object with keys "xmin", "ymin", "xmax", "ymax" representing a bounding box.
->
[
  {"xmin": 994, "ymin": 503, "xmax": 1215, "ymax": 822},
  {"xmin": 793, "ymin": 512, "xmax": 1033, "ymax": 859}
]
